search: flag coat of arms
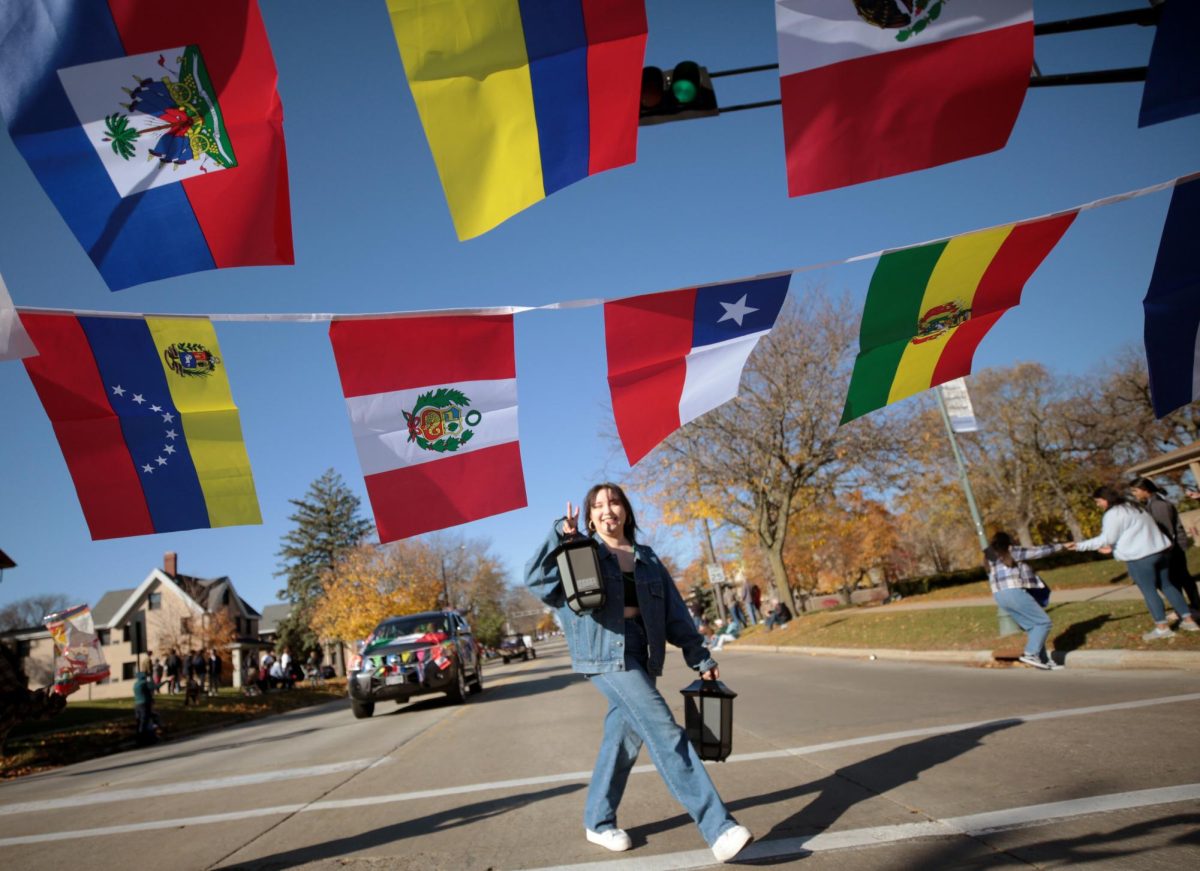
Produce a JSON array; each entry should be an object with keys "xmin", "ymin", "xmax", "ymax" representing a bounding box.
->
[
  {"xmin": 22, "ymin": 312, "xmax": 261, "ymax": 539},
  {"xmin": 775, "ymin": 0, "xmax": 1033, "ymax": 197},
  {"xmin": 389, "ymin": 0, "xmax": 647, "ymax": 240},
  {"xmin": 1143, "ymin": 178, "xmax": 1200, "ymax": 418},
  {"xmin": 841, "ymin": 212, "xmax": 1075, "ymax": 424},
  {"xmin": 0, "ymin": 0, "xmax": 293, "ymax": 291},
  {"xmin": 606, "ymin": 274, "xmax": 793, "ymax": 466},
  {"xmin": 329, "ymin": 314, "xmax": 527, "ymax": 542}
]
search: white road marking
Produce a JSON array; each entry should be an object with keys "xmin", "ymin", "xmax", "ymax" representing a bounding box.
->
[
  {"xmin": 0, "ymin": 757, "xmax": 389, "ymax": 817},
  {"xmin": 523, "ymin": 784, "xmax": 1200, "ymax": 870},
  {"xmin": 1, "ymin": 692, "xmax": 1198, "ymax": 845}
]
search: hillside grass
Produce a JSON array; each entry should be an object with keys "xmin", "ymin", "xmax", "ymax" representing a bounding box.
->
[{"xmin": 741, "ymin": 600, "xmax": 1200, "ymax": 654}]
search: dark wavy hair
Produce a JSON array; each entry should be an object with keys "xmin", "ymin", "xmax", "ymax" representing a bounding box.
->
[
  {"xmin": 987, "ymin": 531, "xmax": 1015, "ymax": 567},
  {"xmin": 1093, "ymin": 484, "xmax": 1135, "ymax": 510},
  {"xmin": 584, "ymin": 482, "xmax": 639, "ymax": 543},
  {"xmin": 1128, "ymin": 477, "xmax": 1162, "ymax": 496}
]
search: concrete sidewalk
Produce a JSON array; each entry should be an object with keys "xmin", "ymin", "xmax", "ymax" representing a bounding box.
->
[
  {"xmin": 731, "ymin": 584, "xmax": 1200, "ymax": 670},
  {"xmin": 729, "ymin": 642, "xmax": 1200, "ymax": 671},
  {"xmin": 846, "ymin": 583, "xmax": 1143, "ymax": 614}
]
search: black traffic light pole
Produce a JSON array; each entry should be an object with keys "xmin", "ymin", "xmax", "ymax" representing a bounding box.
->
[{"xmin": 676, "ymin": 5, "xmax": 1161, "ymax": 118}]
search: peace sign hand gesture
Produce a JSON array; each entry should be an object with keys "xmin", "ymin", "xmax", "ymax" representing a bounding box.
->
[{"xmin": 561, "ymin": 501, "xmax": 581, "ymax": 537}]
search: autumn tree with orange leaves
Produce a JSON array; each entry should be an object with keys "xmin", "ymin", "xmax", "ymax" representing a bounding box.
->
[{"xmin": 311, "ymin": 541, "xmax": 443, "ymax": 645}]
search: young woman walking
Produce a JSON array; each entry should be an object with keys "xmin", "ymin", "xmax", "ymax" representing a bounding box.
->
[{"xmin": 525, "ymin": 482, "xmax": 752, "ymax": 863}]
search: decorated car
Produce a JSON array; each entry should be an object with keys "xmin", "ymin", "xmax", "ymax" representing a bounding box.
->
[
  {"xmin": 347, "ymin": 610, "xmax": 483, "ymax": 719},
  {"xmin": 499, "ymin": 635, "xmax": 535, "ymax": 664}
]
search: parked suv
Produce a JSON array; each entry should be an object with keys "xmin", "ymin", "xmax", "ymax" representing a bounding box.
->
[{"xmin": 348, "ymin": 610, "xmax": 483, "ymax": 719}]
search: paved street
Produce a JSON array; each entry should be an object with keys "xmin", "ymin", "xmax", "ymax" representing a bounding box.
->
[{"xmin": 1, "ymin": 639, "xmax": 1198, "ymax": 870}]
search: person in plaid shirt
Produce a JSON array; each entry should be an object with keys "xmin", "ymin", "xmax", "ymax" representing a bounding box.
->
[{"xmin": 985, "ymin": 531, "xmax": 1071, "ymax": 670}]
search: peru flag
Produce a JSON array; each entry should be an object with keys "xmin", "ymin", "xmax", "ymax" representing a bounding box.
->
[
  {"xmin": 329, "ymin": 313, "xmax": 526, "ymax": 543},
  {"xmin": 0, "ymin": 0, "xmax": 292, "ymax": 291},
  {"xmin": 775, "ymin": 0, "xmax": 1032, "ymax": 197},
  {"xmin": 606, "ymin": 273, "xmax": 792, "ymax": 466}
]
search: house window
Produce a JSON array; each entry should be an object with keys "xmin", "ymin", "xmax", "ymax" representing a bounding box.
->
[
  {"xmin": 222, "ymin": 589, "xmax": 230, "ymax": 606},
  {"xmin": 17, "ymin": 639, "xmax": 30, "ymax": 658},
  {"xmin": 98, "ymin": 629, "xmax": 111, "ymax": 646},
  {"xmin": 148, "ymin": 592, "xmax": 162, "ymax": 610},
  {"xmin": 122, "ymin": 662, "xmax": 135, "ymax": 680},
  {"xmin": 181, "ymin": 617, "xmax": 192, "ymax": 634}
]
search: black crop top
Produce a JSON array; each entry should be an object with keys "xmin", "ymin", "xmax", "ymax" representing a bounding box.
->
[{"xmin": 622, "ymin": 570, "xmax": 637, "ymax": 608}]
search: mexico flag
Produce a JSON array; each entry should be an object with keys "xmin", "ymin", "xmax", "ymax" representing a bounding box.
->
[
  {"xmin": 329, "ymin": 313, "xmax": 526, "ymax": 542},
  {"xmin": 775, "ymin": 0, "xmax": 1033, "ymax": 197}
]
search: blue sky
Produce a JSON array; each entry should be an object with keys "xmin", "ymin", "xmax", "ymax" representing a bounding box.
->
[{"xmin": 1, "ymin": 0, "xmax": 1197, "ymax": 614}]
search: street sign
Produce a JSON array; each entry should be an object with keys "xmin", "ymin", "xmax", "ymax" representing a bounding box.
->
[
  {"xmin": 939, "ymin": 378, "xmax": 980, "ymax": 433},
  {"xmin": 706, "ymin": 564, "xmax": 727, "ymax": 586}
]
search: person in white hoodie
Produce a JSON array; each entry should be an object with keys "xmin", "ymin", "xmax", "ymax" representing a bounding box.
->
[{"xmin": 1074, "ymin": 485, "xmax": 1200, "ymax": 640}]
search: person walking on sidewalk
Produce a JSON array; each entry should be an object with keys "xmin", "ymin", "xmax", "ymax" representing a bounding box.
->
[
  {"xmin": 1073, "ymin": 485, "xmax": 1200, "ymax": 640},
  {"xmin": 525, "ymin": 482, "xmax": 752, "ymax": 864},
  {"xmin": 1130, "ymin": 477, "xmax": 1200, "ymax": 620},
  {"xmin": 984, "ymin": 532, "xmax": 1068, "ymax": 670}
]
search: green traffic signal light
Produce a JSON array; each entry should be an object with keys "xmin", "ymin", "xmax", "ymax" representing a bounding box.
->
[{"xmin": 671, "ymin": 61, "xmax": 701, "ymax": 104}]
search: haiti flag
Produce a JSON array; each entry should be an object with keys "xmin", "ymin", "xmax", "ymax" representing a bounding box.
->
[{"xmin": 0, "ymin": 0, "xmax": 293, "ymax": 291}]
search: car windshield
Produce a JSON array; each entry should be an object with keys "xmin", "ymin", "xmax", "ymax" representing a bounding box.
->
[
  {"xmin": 371, "ymin": 616, "xmax": 448, "ymax": 642},
  {"xmin": 501, "ymin": 638, "xmax": 522, "ymax": 647}
]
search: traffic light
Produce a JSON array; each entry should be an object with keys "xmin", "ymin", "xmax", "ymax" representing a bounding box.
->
[{"xmin": 639, "ymin": 61, "xmax": 718, "ymax": 125}]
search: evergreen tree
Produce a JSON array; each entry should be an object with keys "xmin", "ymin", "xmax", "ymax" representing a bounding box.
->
[{"xmin": 275, "ymin": 469, "xmax": 374, "ymax": 652}]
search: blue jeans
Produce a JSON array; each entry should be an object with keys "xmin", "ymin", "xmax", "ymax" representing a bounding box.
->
[
  {"xmin": 1127, "ymin": 550, "xmax": 1188, "ymax": 623},
  {"xmin": 584, "ymin": 619, "xmax": 736, "ymax": 846},
  {"xmin": 994, "ymin": 588, "xmax": 1052, "ymax": 657}
]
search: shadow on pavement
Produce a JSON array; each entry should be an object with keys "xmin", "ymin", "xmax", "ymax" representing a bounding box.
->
[
  {"xmin": 379, "ymin": 669, "xmax": 585, "ymax": 718},
  {"xmin": 218, "ymin": 782, "xmax": 584, "ymax": 869},
  {"xmin": 631, "ymin": 721, "xmax": 1019, "ymax": 854},
  {"xmin": 58, "ymin": 726, "xmax": 325, "ymax": 779},
  {"xmin": 889, "ymin": 810, "xmax": 1200, "ymax": 869}
]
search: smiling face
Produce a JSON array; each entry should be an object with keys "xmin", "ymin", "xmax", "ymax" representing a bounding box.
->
[{"xmin": 588, "ymin": 487, "xmax": 629, "ymax": 544}]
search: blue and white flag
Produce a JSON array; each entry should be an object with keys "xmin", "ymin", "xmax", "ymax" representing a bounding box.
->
[{"xmin": 1144, "ymin": 178, "xmax": 1200, "ymax": 419}]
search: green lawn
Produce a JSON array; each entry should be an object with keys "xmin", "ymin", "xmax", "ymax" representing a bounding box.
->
[
  {"xmin": 741, "ymin": 601, "xmax": 1200, "ymax": 654},
  {"xmin": 2, "ymin": 681, "xmax": 348, "ymax": 779}
]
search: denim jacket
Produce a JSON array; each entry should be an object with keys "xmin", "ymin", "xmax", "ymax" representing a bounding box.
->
[{"xmin": 524, "ymin": 522, "xmax": 717, "ymax": 677}]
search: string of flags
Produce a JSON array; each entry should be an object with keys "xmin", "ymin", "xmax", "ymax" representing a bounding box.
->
[
  {"xmin": 1, "ymin": 1, "xmax": 1197, "ymax": 291},
  {"xmin": 3, "ymin": 173, "xmax": 1198, "ymax": 542},
  {"xmin": 1, "ymin": 0, "xmax": 1198, "ymax": 542}
]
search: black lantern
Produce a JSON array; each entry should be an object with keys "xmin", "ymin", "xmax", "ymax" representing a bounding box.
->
[
  {"xmin": 680, "ymin": 679, "xmax": 737, "ymax": 762},
  {"xmin": 550, "ymin": 536, "xmax": 607, "ymax": 614}
]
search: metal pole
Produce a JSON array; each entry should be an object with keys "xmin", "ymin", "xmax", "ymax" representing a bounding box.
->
[{"xmin": 935, "ymin": 389, "xmax": 1019, "ymax": 636}]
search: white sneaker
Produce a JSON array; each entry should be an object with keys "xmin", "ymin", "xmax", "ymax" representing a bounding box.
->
[
  {"xmin": 1142, "ymin": 625, "xmax": 1175, "ymax": 641},
  {"xmin": 1017, "ymin": 653, "xmax": 1052, "ymax": 670},
  {"xmin": 712, "ymin": 824, "xmax": 752, "ymax": 863},
  {"xmin": 586, "ymin": 828, "xmax": 632, "ymax": 852},
  {"xmin": 1179, "ymin": 618, "xmax": 1199, "ymax": 633}
]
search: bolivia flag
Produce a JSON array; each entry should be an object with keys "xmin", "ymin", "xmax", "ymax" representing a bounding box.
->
[
  {"xmin": 22, "ymin": 313, "xmax": 261, "ymax": 540},
  {"xmin": 775, "ymin": 0, "xmax": 1033, "ymax": 197},
  {"xmin": 606, "ymin": 274, "xmax": 792, "ymax": 466},
  {"xmin": 0, "ymin": 0, "xmax": 293, "ymax": 291},
  {"xmin": 389, "ymin": 0, "xmax": 647, "ymax": 240},
  {"xmin": 329, "ymin": 314, "xmax": 527, "ymax": 542},
  {"xmin": 841, "ymin": 212, "xmax": 1075, "ymax": 424},
  {"xmin": 1143, "ymin": 178, "xmax": 1200, "ymax": 418}
]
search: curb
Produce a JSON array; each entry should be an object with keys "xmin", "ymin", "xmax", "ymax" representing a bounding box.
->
[{"xmin": 728, "ymin": 643, "xmax": 1200, "ymax": 671}]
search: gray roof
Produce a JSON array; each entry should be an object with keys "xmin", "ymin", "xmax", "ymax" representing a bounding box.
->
[
  {"xmin": 92, "ymin": 588, "xmax": 136, "ymax": 627},
  {"xmin": 259, "ymin": 603, "xmax": 291, "ymax": 635}
]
